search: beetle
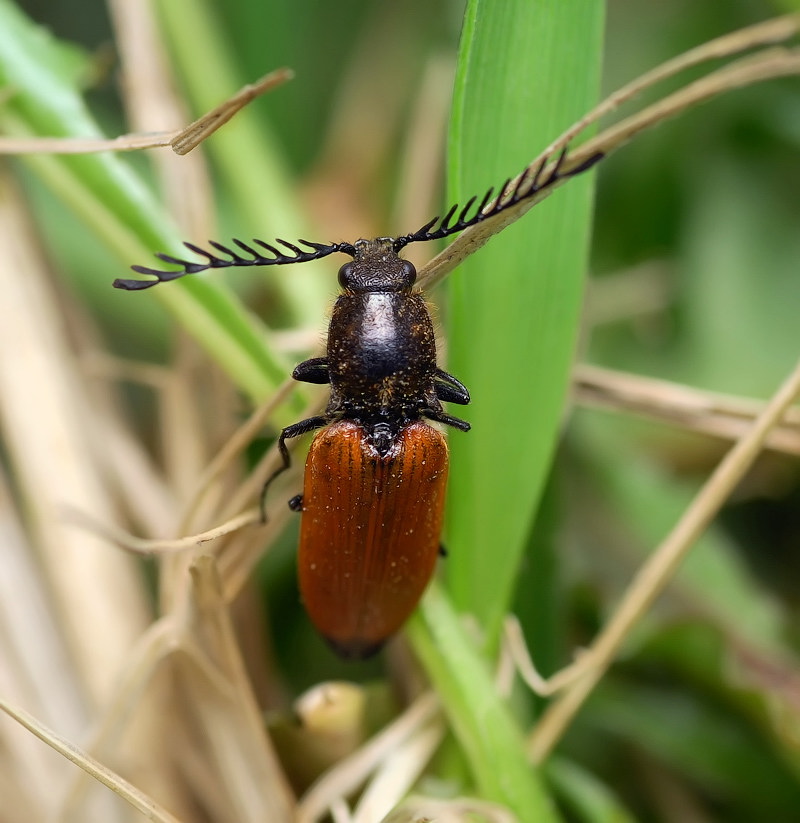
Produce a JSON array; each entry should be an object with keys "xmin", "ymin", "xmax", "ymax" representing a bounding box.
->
[{"xmin": 114, "ymin": 148, "xmax": 601, "ymax": 658}]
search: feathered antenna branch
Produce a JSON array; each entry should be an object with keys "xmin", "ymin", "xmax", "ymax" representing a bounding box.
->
[
  {"xmin": 113, "ymin": 238, "xmax": 356, "ymax": 290},
  {"xmin": 393, "ymin": 148, "xmax": 603, "ymax": 252},
  {"xmin": 116, "ymin": 146, "xmax": 603, "ymax": 291}
]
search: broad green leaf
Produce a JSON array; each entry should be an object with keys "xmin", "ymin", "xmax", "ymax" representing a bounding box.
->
[{"xmin": 444, "ymin": 0, "xmax": 605, "ymax": 648}]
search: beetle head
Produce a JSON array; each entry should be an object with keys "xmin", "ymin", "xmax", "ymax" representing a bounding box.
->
[{"xmin": 337, "ymin": 238, "xmax": 417, "ymax": 294}]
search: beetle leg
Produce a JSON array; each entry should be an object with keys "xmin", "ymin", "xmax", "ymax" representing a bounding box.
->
[
  {"xmin": 434, "ymin": 368, "xmax": 470, "ymax": 405},
  {"xmin": 293, "ymin": 356, "xmax": 330, "ymax": 384},
  {"xmin": 288, "ymin": 494, "xmax": 304, "ymax": 512},
  {"xmin": 259, "ymin": 415, "xmax": 328, "ymax": 522},
  {"xmin": 424, "ymin": 409, "xmax": 471, "ymax": 432}
]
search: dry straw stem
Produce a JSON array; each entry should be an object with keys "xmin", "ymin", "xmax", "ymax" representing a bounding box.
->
[
  {"xmin": 417, "ymin": 13, "xmax": 800, "ymax": 288},
  {"xmin": 212, "ymin": 382, "xmax": 314, "ymax": 524},
  {"xmin": 0, "ymin": 132, "xmax": 178, "ymax": 154},
  {"xmin": 169, "ymin": 69, "xmax": 295, "ymax": 156},
  {"xmin": 0, "ymin": 166, "xmax": 184, "ymax": 815},
  {"xmin": 527, "ymin": 356, "xmax": 800, "ymax": 764},
  {"xmin": 0, "ymin": 172, "xmax": 151, "ymax": 704},
  {"xmin": 60, "ymin": 556, "xmax": 297, "ymax": 822},
  {"xmin": 0, "ymin": 469, "xmax": 87, "ymax": 818},
  {"xmin": 0, "ymin": 69, "xmax": 294, "ymax": 156},
  {"xmin": 349, "ymin": 719, "xmax": 445, "ymax": 823},
  {"xmin": 59, "ymin": 613, "xmax": 241, "ymax": 818},
  {"xmin": 119, "ymin": 348, "xmax": 327, "ymax": 603},
  {"xmin": 68, "ymin": 507, "xmax": 262, "ymax": 556},
  {"xmin": 496, "ymin": 617, "xmax": 592, "ymax": 700},
  {"xmin": 306, "ymin": 5, "xmax": 424, "ymax": 191},
  {"xmin": 296, "ymin": 693, "xmax": 440, "ymax": 823},
  {"xmin": 196, "ymin": 390, "xmax": 319, "ymax": 600},
  {"xmin": 179, "ymin": 378, "xmax": 297, "ymax": 530},
  {"xmin": 107, "ymin": 0, "xmax": 215, "ymax": 241},
  {"xmin": 108, "ymin": 0, "xmax": 187, "ymax": 136},
  {"xmin": 392, "ymin": 55, "xmax": 455, "ymax": 255},
  {"xmin": 0, "ymin": 698, "xmax": 181, "ymax": 823},
  {"xmin": 301, "ymin": 5, "xmax": 453, "ymax": 252},
  {"xmin": 178, "ymin": 556, "xmax": 295, "ymax": 821},
  {"xmin": 574, "ymin": 364, "xmax": 800, "ymax": 457},
  {"xmin": 79, "ymin": 357, "xmax": 181, "ymax": 533},
  {"xmin": 386, "ymin": 797, "xmax": 516, "ymax": 823}
]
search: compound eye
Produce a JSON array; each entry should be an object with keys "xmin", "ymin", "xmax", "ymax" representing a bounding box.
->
[
  {"xmin": 338, "ymin": 262, "xmax": 355, "ymax": 289},
  {"xmin": 400, "ymin": 260, "xmax": 417, "ymax": 287}
]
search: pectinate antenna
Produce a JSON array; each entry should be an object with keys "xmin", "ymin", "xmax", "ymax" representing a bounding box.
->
[
  {"xmin": 118, "ymin": 146, "xmax": 603, "ymax": 291},
  {"xmin": 392, "ymin": 148, "xmax": 603, "ymax": 252},
  {"xmin": 114, "ymin": 238, "xmax": 357, "ymax": 291}
]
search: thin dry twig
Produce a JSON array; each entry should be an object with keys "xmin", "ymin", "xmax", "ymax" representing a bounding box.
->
[
  {"xmin": 0, "ymin": 69, "xmax": 293, "ymax": 156},
  {"xmin": 573, "ymin": 364, "xmax": 800, "ymax": 456},
  {"xmin": 351, "ymin": 719, "xmax": 445, "ymax": 823},
  {"xmin": 533, "ymin": 14, "xmax": 800, "ymax": 166},
  {"xmin": 219, "ymin": 386, "xmax": 330, "ymax": 526},
  {"xmin": 496, "ymin": 617, "xmax": 592, "ymax": 699},
  {"xmin": 66, "ymin": 507, "xmax": 262, "ymax": 556},
  {"xmin": 0, "ymin": 699, "xmax": 182, "ymax": 823},
  {"xmin": 418, "ymin": 16, "xmax": 800, "ymax": 287},
  {"xmin": 577, "ymin": 46, "xmax": 800, "ymax": 169},
  {"xmin": 181, "ymin": 377, "xmax": 298, "ymax": 530},
  {"xmin": 170, "ymin": 69, "xmax": 294, "ymax": 155},
  {"xmin": 527, "ymin": 356, "xmax": 800, "ymax": 763},
  {"xmin": 108, "ymin": 0, "xmax": 214, "ymax": 241},
  {"xmin": 0, "ymin": 172, "xmax": 151, "ymax": 706},
  {"xmin": 387, "ymin": 796, "xmax": 516, "ymax": 823},
  {"xmin": 0, "ymin": 132, "xmax": 178, "ymax": 154},
  {"xmin": 297, "ymin": 693, "xmax": 440, "ymax": 823},
  {"xmin": 178, "ymin": 556, "xmax": 296, "ymax": 821}
]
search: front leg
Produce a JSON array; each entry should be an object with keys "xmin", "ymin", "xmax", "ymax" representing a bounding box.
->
[
  {"xmin": 259, "ymin": 415, "xmax": 327, "ymax": 521},
  {"xmin": 434, "ymin": 368, "xmax": 470, "ymax": 405},
  {"xmin": 293, "ymin": 356, "xmax": 329, "ymax": 384},
  {"xmin": 425, "ymin": 408, "xmax": 471, "ymax": 433}
]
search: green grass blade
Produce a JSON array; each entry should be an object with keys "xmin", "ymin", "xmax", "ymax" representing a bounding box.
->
[
  {"xmin": 444, "ymin": 0, "xmax": 605, "ymax": 647},
  {"xmin": 155, "ymin": 0, "xmax": 332, "ymax": 328},
  {"xmin": 546, "ymin": 757, "xmax": 638, "ymax": 823},
  {"xmin": 0, "ymin": 0, "xmax": 284, "ymax": 402},
  {"xmin": 406, "ymin": 583, "xmax": 562, "ymax": 823}
]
